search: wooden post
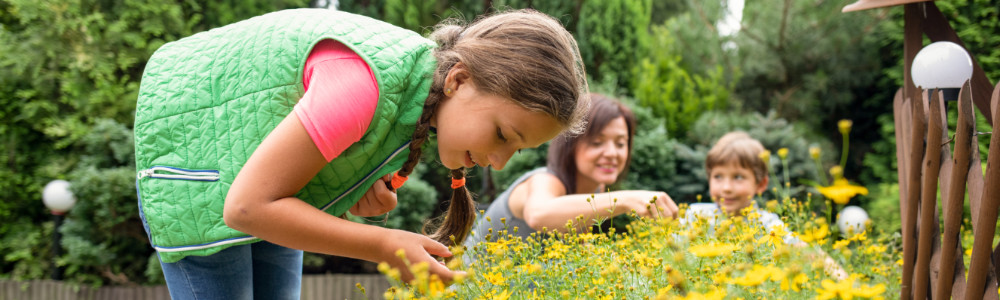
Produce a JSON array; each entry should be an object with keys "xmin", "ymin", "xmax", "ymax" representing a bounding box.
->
[
  {"xmin": 936, "ymin": 81, "xmax": 975, "ymax": 299},
  {"xmin": 966, "ymin": 83, "xmax": 1000, "ymax": 299},
  {"xmin": 915, "ymin": 90, "xmax": 944, "ymax": 299},
  {"xmin": 901, "ymin": 4, "xmax": 925, "ymax": 299}
]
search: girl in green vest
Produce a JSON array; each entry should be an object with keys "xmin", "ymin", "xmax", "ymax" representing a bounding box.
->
[{"xmin": 134, "ymin": 8, "xmax": 589, "ymax": 299}]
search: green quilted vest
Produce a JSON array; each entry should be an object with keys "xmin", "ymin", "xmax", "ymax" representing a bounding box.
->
[{"xmin": 134, "ymin": 9, "xmax": 437, "ymax": 263}]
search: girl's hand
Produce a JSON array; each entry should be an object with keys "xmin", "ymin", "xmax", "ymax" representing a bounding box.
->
[
  {"xmin": 350, "ymin": 174, "xmax": 398, "ymax": 217},
  {"xmin": 381, "ymin": 229, "xmax": 464, "ymax": 284}
]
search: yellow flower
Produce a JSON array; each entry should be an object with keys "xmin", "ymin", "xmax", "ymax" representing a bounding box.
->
[
  {"xmin": 817, "ymin": 178, "xmax": 868, "ymax": 205},
  {"xmin": 810, "ymin": 146, "xmax": 822, "ymax": 159},
  {"xmin": 759, "ymin": 150, "xmax": 771, "ymax": 165},
  {"xmin": 730, "ymin": 265, "xmax": 773, "ymax": 286},
  {"xmin": 766, "ymin": 200, "xmax": 779, "ymax": 211},
  {"xmin": 854, "ymin": 283, "xmax": 887, "ymax": 298},
  {"xmin": 781, "ymin": 273, "xmax": 809, "ymax": 292},
  {"xmin": 654, "ymin": 285, "xmax": 673, "ymax": 298},
  {"xmin": 758, "ymin": 224, "xmax": 789, "ymax": 247},
  {"xmin": 518, "ymin": 263, "xmax": 543, "ymax": 275},
  {"xmin": 480, "ymin": 290, "xmax": 511, "ymax": 300},
  {"xmin": 799, "ymin": 224, "xmax": 830, "ymax": 244},
  {"xmin": 689, "ymin": 242, "xmax": 739, "ymax": 258},
  {"xmin": 816, "ymin": 278, "xmax": 855, "ymax": 300},
  {"xmin": 778, "ymin": 148, "xmax": 789, "ymax": 160},
  {"xmin": 833, "ymin": 239, "xmax": 851, "ymax": 250},
  {"xmin": 483, "ymin": 271, "xmax": 506, "ymax": 286},
  {"xmin": 676, "ymin": 289, "xmax": 725, "ymax": 300},
  {"xmin": 838, "ymin": 119, "xmax": 853, "ymax": 135},
  {"xmin": 828, "ymin": 166, "xmax": 844, "ymax": 180},
  {"xmin": 848, "ymin": 231, "xmax": 868, "ymax": 242}
]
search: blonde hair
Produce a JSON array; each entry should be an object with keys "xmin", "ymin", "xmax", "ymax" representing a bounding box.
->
[
  {"xmin": 395, "ymin": 9, "xmax": 590, "ymax": 248},
  {"xmin": 705, "ymin": 132, "xmax": 768, "ymax": 184}
]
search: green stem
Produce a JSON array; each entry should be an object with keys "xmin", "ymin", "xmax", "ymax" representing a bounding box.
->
[
  {"xmin": 781, "ymin": 158, "xmax": 791, "ymax": 201},
  {"xmin": 839, "ymin": 132, "xmax": 849, "ymax": 170},
  {"xmin": 826, "ymin": 199, "xmax": 834, "ymax": 240},
  {"xmin": 813, "ymin": 158, "xmax": 829, "ymax": 186}
]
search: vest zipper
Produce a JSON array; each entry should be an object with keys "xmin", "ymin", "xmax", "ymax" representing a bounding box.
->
[{"xmin": 136, "ymin": 166, "xmax": 220, "ymax": 181}]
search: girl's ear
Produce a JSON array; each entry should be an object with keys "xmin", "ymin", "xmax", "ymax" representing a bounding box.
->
[
  {"xmin": 443, "ymin": 62, "xmax": 470, "ymax": 95},
  {"xmin": 755, "ymin": 175, "xmax": 769, "ymax": 195}
]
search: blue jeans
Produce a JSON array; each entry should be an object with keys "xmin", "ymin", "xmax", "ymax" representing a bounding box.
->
[{"xmin": 160, "ymin": 241, "xmax": 303, "ymax": 300}]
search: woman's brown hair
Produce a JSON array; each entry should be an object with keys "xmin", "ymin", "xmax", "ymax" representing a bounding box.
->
[
  {"xmin": 393, "ymin": 9, "xmax": 590, "ymax": 248},
  {"xmin": 547, "ymin": 94, "xmax": 636, "ymax": 194}
]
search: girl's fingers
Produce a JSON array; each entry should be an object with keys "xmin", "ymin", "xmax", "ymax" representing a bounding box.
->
[{"xmin": 421, "ymin": 238, "xmax": 453, "ymax": 258}]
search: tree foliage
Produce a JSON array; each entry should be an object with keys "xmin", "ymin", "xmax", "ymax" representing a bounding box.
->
[
  {"xmin": 631, "ymin": 24, "xmax": 732, "ymax": 137},
  {"xmin": 0, "ymin": 0, "xmax": 308, "ymax": 286},
  {"xmin": 576, "ymin": 0, "xmax": 651, "ymax": 88}
]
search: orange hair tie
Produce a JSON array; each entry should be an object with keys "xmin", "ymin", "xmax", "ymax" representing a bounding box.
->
[
  {"xmin": 390, "ymin": 173, "xmax": 408, "ymax": 190},
  {"xmin": 451, "ymin": 177, "xmax": 466, "ymax": 189}
]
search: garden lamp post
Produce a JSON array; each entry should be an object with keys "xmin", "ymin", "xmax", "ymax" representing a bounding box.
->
[
  {"xmin": 836, "ymin": 205, "xmax": 870, "ymax": 236},
  {"xmin": 42, "ymin": 179, "xmax": 76, "ymax": 280},
  {"xmin": 911, "ymin": 41, "xmax": 973, "ymax": 101}
]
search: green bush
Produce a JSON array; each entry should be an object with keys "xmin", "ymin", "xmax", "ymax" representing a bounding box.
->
[
  {"xmin": 0, "ymin": 0, "xmax": 309, "ymax": 286},
  {"xmin": 491, "ymin": 0, "xmax": 579, "ymax": 31},
  {"xmin": 576, "ymin": 0, "xmax": 651, "ymax": 89},
  {"xmin": 631, "ymin": 23, "xmax": 732, "ymax": 139}
]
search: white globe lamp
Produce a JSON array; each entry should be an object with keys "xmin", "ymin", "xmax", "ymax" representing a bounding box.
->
[
  {"xmin": 837, "ymin": 205, "xmax": 870, "ymax": 236},
  {"xmin": 911, "ymin": 41, "xmax": 973, "ymax": 101},
  {"xmin": 42, "ymin": 179, "xmax": 76, "ymax": 214}
]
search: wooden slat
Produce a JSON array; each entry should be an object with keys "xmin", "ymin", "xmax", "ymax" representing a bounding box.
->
[
  {"xmin": 915, "ymin": 89, "xmax": 945, "ymax": 300},
  {"xmin": 966, "ymin": 82, "xmax": 1000, "ymax": 299},
  {"xmin": 901, "ymin": 4, "xmax": 925, "ymax": 299},
  {"xmin": 929, "ymin": 89, "xmax": 954, "ymax": 298},
  {"xmin": 894, "ymin": 88, "xmax": 911, "ymax": 214},
  {"xmin": 967, "ymin": 83, "xmax": 999, "ymax": 300},
  {"xmin": 936, "ymin": 81, "xmax": 976, "ymax": 299}
]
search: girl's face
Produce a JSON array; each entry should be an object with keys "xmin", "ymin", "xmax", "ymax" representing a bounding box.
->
[
  {"xmin": 573, "ymin": 116, "xmax": 629, "ymax": 191},
  {"xmin": 432, "ymin": 67, "xmax": 563, "ymax": 170},
  {"xmin": 708, "ymin": 162, "xmax": 768, "ymax": 215}
]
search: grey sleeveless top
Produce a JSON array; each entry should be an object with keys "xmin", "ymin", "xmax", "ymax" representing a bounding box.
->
[{"xmin": 463, "ymin": 168, "xmax": 552, "ymax": 249}]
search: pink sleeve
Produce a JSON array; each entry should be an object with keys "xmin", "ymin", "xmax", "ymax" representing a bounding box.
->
[{"xmin": 294, "ymin": 39, "xmax": 379, "ymax": 162}]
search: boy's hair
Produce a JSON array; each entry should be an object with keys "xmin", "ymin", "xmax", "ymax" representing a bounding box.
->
[
  {"xmin": 395, "ymin": 9, "xmax": 590, "ymax": 248},
  {"xmin": 705, "ymin": 132, "xmax": 768, "ymax": 184},
  {"xmin": 547, "ymin": 94, "xmax": 636, "ymax": 194}
]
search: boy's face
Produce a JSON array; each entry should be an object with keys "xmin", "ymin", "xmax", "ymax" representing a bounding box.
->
[{"xmin": 708, "ymin": 162, "xmax": 768, "ymax": 215}]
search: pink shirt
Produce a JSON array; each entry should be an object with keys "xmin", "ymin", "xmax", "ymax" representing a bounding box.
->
[{"xmin": 294, "ymin": 39, "xmax": 379, "ymax": 162}]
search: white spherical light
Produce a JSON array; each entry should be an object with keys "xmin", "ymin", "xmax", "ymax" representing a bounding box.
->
[
  {"xmin": 837, "ymin": 205, "xmax": 870, "ymax": 236},
  {"xmin": 911, "ymin": 41, "xmax": 973, "ymax": 90},
  {"xmin": 42, "ymin": 180, "xmax": 76, "ymax": 214}
]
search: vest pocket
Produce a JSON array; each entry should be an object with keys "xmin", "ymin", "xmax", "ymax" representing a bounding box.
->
[{"xmin": 136, "ymin": 166, "xmax": 220, "ymax": 181}]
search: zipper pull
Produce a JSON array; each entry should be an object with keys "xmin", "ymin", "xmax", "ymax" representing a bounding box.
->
[{"xmin": 137, "ymin": 169, "xmax": 154, "ymax": 180}]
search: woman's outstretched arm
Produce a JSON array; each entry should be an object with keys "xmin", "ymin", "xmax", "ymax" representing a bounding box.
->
[{"xmin": 514, "ymin": 173, "xmax": 678, "ymax": 233}]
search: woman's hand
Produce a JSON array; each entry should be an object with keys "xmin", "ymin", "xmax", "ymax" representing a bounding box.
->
[
  {"xmin": 350, "ymin": 174, "xmax": 398, "ymax": 217},
  {"xmin": 620, "ymin": 191, "xmax": 679, "ymax": 219},
  {"xmin": 380, "ymin": 229, "xmax": 463, "ymax": 284}
]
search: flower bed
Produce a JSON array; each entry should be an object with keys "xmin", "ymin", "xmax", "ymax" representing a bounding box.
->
[{"xmin": 377, "ymin": 197, "xmax": 901, "ymax": 299}]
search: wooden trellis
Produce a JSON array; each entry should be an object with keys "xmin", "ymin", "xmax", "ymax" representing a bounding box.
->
[{"xmin": 844, "ymin": 1, "xmax": 998, "ymax": 299}]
